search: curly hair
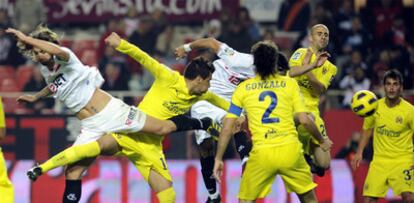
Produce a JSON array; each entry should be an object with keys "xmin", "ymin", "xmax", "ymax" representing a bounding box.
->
[
  {"xmin": 251, "ymin": 41, "xmax": 279, "ymax": 80},
  {"xmin": 17, "ymin": 23, "xmax": 60, "ymax": 59}
]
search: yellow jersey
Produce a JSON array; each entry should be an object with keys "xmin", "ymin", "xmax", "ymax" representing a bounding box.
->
[
  {"xmin": 289, "ymin": 48, "xmax": 337, "ymax": 114},
  {"xmin": 0, "ymin": 97, "xmax": 4, "ymax": 128},
  {"xmin": 227, "ymin": 74, "xmax": 307, "ymax": 147},
  {"xmin": 116, "ymin": 40, "xmax": 230, "ymax": 146},
  {"xmin": 363, "ymin": 98, "xmax": 414, "ymax": 160}
]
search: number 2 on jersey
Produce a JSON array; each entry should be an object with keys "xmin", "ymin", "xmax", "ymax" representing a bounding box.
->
[{"xmin": 259, "ymin": 91, "xmax": 280, "ymax": 124}]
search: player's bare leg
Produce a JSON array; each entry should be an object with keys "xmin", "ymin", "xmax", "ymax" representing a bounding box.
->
[
  {"xmin": 63, "ymin": 158, "xmax": 95, "ymax": 203},
  {"xmin": 297, "ymin": 189, "xmax": 318, "ymax": 203},
  {"xmin": 148, "ymin": 169, "xmax": 175, "ymax": 203},
  {"xmin": 364, "ymin": 196, "xmax": 378, "ymax": 203}
]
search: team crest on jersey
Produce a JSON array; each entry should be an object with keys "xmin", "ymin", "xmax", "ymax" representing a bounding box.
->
[
  {"xmin": 322, "ymin": 67, "xmax": 327, "ymax": 75},
  {"xmin": 291, "ymin": 51, "xmax": 302, "ymax": 60},
  {"xmin": 223, "ymin": 47, "xmax": 234, "ymax": 56},
  {"xmin": 396, "ymin": 116, "xmax": 403, "ymax": 124}
]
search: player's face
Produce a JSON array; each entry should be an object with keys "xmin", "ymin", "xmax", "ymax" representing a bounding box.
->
[
  {"xmin": 192, "ymin": 74, "xmax": 212, "ymax": 96},
  {"xmin": 384, "ymin": 77, "xmax": 402, "ymax": 100},
  {"xmin": 310, "ymin": 26, "xmax": 329, "ymax": 50},
  {"xmin": 33, "ymin": 47, "xmax": 52, "ymax": 64}
]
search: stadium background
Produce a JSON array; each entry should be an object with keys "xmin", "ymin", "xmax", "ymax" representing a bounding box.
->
[{"xmin": 0, "ymin": 0, "xmax": 413, "ymax": 202}]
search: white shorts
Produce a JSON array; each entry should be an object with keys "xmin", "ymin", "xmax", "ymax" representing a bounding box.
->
[
  {"xmin": 191, "ymin": 100, "xmax": 226, "ymax": 145},
  {"xmin": 74, "ymin": 97, "xmax": 147, "ymax": 145}
]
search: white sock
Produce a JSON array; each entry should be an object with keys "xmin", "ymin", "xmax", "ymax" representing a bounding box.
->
[{"xmin": 209, "ymin": 190, "xmax": 220, "ymax": 199}]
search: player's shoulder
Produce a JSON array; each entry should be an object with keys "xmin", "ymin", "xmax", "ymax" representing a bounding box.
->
[
  {"xmin": 401, "ymin": 98, "xmax": 414, "ymax": 111},
  {"xmin": 290, "ymin": 48, "xmax": 308, "ymax": 61}
]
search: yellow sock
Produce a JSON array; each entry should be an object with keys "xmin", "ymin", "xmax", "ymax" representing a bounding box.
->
[
  {"xmin": 156, "ymin": 187, "xmax": 176, "ymax": 203},
  {"xmin": 40, "ymin": 141, "xmax": 100, "ymax": 172}
]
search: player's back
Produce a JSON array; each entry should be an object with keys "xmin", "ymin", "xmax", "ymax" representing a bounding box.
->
[{"xmin": 234, "ymin": 74, "xmax": 306, "ymax": 147}]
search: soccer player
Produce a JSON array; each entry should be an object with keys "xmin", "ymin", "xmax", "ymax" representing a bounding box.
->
[
  {"xmin": 6, "ymin": 26, "xmax": 213, "ymax": 202},
  {"xmin": 288, "ymin": 24, "xmax": 336, "ymax": 176},
  {"xmin": 26, "ymin": 32, "xmax": 230, "ymax": 203},
  {"xmin": 213, "ymin": 41, "xmax": 332, "ymax": 203},
  {"xmin": 0, "ymin": 97, "xmax": 14, "ymax": 203},
  {"xmin": 175, "ymin": 37, "xmax": 254, "ymax": 202},
  {"xmin": 352, "ymin": 69, "xmax": 414, "ymax": 202}
]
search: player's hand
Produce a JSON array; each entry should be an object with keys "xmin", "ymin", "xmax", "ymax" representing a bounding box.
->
[
  {"xmin": 174, "ymin": 46, "xmax": 187, "ymax": 60},
  {"xmin": 17, "ymin": 94, "xmax": 38, "ymax": 103},
  {"xmin": 351, "ymin": 152, "xmax": 362, "ymax": 170},
  {"xmin": 104, "ymin": 32, "xmax": 122, "ymax": 48},
  {"xmin": 314, "ymin": 51, "xmax": 330, "ymax": 67},
  {"xmin": 320, "ymin": 137, "xmax": 332, "ymax": 151},
  {"xmin": 213, "ymin": 159, "xmax": 224, "ymax": 184},
  {"xmin": 6, "ymin": 28, "xmax": 28, "ymax": 42},
  {"xmin": 232, "ymin": 115, "xmax": 246, "ymax": 133}
]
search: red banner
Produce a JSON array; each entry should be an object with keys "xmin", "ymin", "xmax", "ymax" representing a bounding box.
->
[{"xmin": 44, "ymin": 0, "xmax": 239, "ymax": 23}]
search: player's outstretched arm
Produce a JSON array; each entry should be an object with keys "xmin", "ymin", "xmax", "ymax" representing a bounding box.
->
[
  {"xmin": 175, "ymin": 37, "xmax": 221, "ymax": 59},
  {"xmin": 289, "ymin": 48, "xmax": 330, "ymax": 78},
  {"xmin": 6, "ymin": 28, "xmax": 69, "ymax": 61},
  {"xmin": 17, "ymin": 86, "xmax": 52, "ymax": 104},
  {"xmin": 105, "ymin": 32, "xmax": 168, "ymax": 79},
  {"xmin": 351, "ymin": 129, "xmax": 372, "ymax": 170},
  {"xmin": 213, "ymin": 117, "xmax": 237, "ymax": 183}
]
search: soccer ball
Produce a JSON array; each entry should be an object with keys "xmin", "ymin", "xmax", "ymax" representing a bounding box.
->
[{"xmin": 350, "ymin": 90, "xmax": 378, "ymax": 117}]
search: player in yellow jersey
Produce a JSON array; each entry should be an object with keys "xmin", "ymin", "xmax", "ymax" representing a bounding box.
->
[
  {"xmin": 288, "ymin": 24, "xmax": 337, "ymax": 176},
  {"xmin": 0, "ymin": 97, "xmax": 14, "ymax": 203},
  {"xmin": 213, "ymin": 41, "xmax": 332, "ymax": 202},
  {"xmin": 28, "ymin": 32, "xmax": 231, "ymax": 203},
  {"xmin": 352, "ymin": 69, "xmax": 414, "ymax": 202}
]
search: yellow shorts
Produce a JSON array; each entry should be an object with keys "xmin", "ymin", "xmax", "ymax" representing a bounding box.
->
[
  {"xmin": 112, "ymin": 132, "xmax": 172, "ymax": 182},
  {"xmin": 238, "ymin": 141, "xmax": 317, "ymax": 200},
  {"xmin": 297, "ymin": 113, "xmax": 327, "ymax": 154},
  {"xmin": 0, "ymin": 149, "xmax": 14, "ymax": 203},
  {"xmin": 363, "ymin": 159, "xmax": 414, "ymax": 197}
]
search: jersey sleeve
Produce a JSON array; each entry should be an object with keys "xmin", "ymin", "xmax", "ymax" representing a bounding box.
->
[
  {"xmin": 201, "ymin": 91, "xmax": 230, "ymax": 112},
  {"xmin": 53, "ymin": 47, "xmax": 78, "ymax": 66},
  {"xmin": 226, "ymin": 85, "xmax": 244, "ymax": 118},
  {"xmin": 116, "ymin": 40, "xmax": 175, "ymax": 82},
  {"xmin": 216, "ymin": 43, "xmax": 253, "ymax": 69},
  {"xmin": 363, "ymin": 115, "xmax": 375, "ymax": 130},
  {"xmin": 291, "ymin": 80, "xmax": 308, "ymax": 113},
  {"xmin": 288, "ymin": 48, "xmax": 307, "ymax": 68},
  {"xmin": 407, "ymin": 106, "xmax": 414, "ymax": 132},
  {"xmin": 0, "ymin": 97, "xmax": 5, "ymax": 128}
]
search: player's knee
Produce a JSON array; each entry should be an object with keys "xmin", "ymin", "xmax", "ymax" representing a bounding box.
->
[
  {"xmin": 64, "ymin": 164, "xmax": 87, "ymax": 179},
  {"xmin": 158, "ymin": 121, "xmax": 176, "ymax": 135},
  {"xmin": 156, "ymin": 187, "xmax": 176, "ymax": 203}
]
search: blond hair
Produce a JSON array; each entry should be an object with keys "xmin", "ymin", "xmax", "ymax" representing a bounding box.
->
[{"xmin": 17, "ymin": 24, "xmax": 60, "ymax": 59}]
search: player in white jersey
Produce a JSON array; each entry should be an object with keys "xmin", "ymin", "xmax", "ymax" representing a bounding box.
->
[
  {"xmin": 7, "ymin": 25, "xmax": 213, "ymax": 203},
  {"xmin": 176, "ymin": 38, "xmax": 256, "ymax": 202}
]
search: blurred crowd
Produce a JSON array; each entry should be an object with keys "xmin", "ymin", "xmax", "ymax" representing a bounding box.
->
[{"xmin": 0, "ymin": 0, "xmax": 413, "ymax": 114}]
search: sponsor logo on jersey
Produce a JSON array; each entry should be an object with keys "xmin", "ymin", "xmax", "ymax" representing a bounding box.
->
[
  {"xmin": 291, "ymin": 51, "xmax": 302, "ymax": 60},
  {"xmin": 48, "ymin": 73, "xmax": 67, "ymax": 94},
  {"xmin": 223, "ymin": 47, "xmax": 234, "ymax": 56},
  {"xmin": 396, "ymin": 116, "xmax": 403, "ymax": 124},
  {"xmin": 125, "ymin": 107, "xmax": 137, "ymax": 126},
  {"xmin": 376, "ymin": 125, "xmax": 401, "ymax": 137}
]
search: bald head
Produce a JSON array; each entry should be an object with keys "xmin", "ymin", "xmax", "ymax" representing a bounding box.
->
[
  {"xmin": 309, "ymin": 24, "xmax": 329, "ymax": 51},
  {"xmin": 310, "ymin": 24, "xmax": 329, "ymax": 35}
]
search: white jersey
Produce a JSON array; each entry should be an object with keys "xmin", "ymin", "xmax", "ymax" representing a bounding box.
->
[
  {"xmin": 209, "ymin": 43, "xmax": 255, "ymax": 101},
  {"xmin": 40, "ymin": 47, "xmax": 104, "ymax": 113}
]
